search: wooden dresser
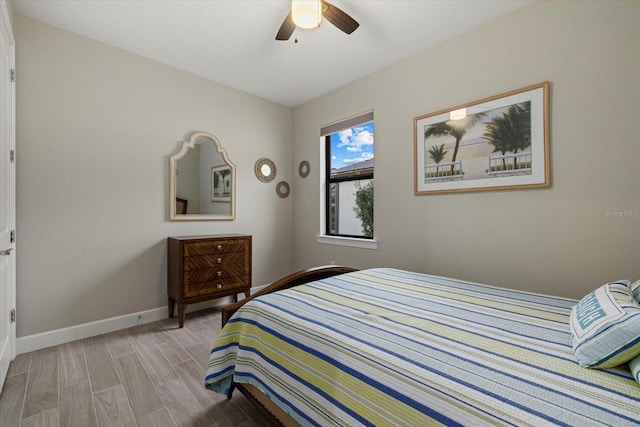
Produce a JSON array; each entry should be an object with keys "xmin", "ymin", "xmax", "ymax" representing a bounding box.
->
[{"xmin": 167, "ymin": 234, "xmax": 251, "ymax": 328}]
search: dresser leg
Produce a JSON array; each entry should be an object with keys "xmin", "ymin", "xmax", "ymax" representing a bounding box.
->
[
  {"xmin": 178, "ymin": 303, "xmax": 186, "ymax": 328},
  {"xmin": 168, "ymin": 296, "xmax": 175, "ymax": 318},
  {"xmin": 244, "ymin": 289, "xmax": 251, "ymax": 299}
]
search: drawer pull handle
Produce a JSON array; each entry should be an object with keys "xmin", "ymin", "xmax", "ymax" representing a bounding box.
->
[
  {"xmin": 216, "ymin": 245, "xmax": 222, "ymax": 251},
  {"xmin": 216, "ymin": 271, "xmax": 222, "ymax": 277},
  {"xmin": 216, "ymin": 283, "xmax": 222, "ymax": 289},
  {"xmin": 216, "ymin": 258, "xmax": 222, "ymax": 264}
]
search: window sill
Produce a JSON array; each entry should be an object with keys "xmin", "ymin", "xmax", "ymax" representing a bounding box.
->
[{"xmin": 315, "ymin": 235, "xmax": 378, "ymax": 250}]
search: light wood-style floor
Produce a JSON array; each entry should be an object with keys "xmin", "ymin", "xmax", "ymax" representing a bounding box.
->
[{"xmin": 0, "ymin": 308, "xmax": 276, "ymax": 427}]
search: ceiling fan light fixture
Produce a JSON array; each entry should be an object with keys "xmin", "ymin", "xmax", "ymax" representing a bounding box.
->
[{"xmin": 291, "ymin": 0, "xmax": 322, "ymax": 29}]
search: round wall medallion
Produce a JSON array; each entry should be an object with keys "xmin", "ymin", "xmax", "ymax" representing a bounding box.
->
[
  {"xmin": 276, "ymin": 181, "xmax": 290, "ymax": 198},
  {"xmin": 254, "ymin": 158, "xmax": 276, "ymax": 183},
  {"xmin": 298, "ymin": 160, "xmax": 310, "ymax": 178}
]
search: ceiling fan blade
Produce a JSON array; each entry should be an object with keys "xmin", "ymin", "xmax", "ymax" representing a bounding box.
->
[
  {"xmin": 322, "ymin": 1, "xmax": 359, "ymax": 35},
  {"xmin": 276, "ymin": 12, "xmax": 296, "ymax": 40}
]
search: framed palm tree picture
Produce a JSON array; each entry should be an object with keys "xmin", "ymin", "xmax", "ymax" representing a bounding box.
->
[{"xmin": 414, "ymin": 82, "xmax": 550, "ymax": 195}]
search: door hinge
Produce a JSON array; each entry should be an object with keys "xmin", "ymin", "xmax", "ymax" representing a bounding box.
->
[
  {"xmin": 10, "ymin": 69, "xmax": 15, "ymax": 83},
  {"xmin": 10, "ymin": 309, "xmax": 15, "ymax": 323},
  {"xmin": 10, "ymin": 149, "xmax": 15, "ymax": 163},
  {"xmin": 10, "ymin": 229, "xmax": 15, "ymax": 243}
]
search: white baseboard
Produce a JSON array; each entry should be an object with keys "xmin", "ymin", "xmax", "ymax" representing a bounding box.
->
[
  {"xmin": 17, "ymin": 306, "xmax": 169, "ymax": 354},
  {"xmin": 16, "ymin": 285, "xmax": 267, "ymax": 354}
]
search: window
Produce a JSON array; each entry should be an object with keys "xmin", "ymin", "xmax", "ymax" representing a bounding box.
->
[{"xmin": 321, "ymin": 111, "xmax": 374, "ymax": 240}]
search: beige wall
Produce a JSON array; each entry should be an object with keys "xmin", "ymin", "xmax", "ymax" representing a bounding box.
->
[
  {"xmin": 3, "ymin": 0, "xmax": 13, "ymax": 29},
  {"xmin": 291, "ymin": 1, "xmax": 640, "ymax": 299},
  {"xmin": 14, "ymin": 1, "xmax": 640, "ymax": 338},
  {"xmin": 15, "ymin": 14, "xmax": 294, "ymax": 337}
]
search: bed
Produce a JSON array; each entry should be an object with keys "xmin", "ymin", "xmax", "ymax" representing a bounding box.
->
[{"xmin": 204, "ymin": 267, "xmax": 640, "ymax": 426}]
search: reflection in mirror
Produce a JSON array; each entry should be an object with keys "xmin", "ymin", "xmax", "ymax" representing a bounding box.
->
[{"xmin": 170, "ymin": 131, "xmax": 236, "ymax": 220}]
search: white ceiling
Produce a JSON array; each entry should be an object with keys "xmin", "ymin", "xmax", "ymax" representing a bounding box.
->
[{"xmin": 12, "ymin": 0, "xmax": 531, "ymax": 107}]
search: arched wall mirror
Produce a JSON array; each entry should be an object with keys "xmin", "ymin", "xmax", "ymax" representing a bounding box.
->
[{"xmin": 169, "ymin": 131, "xmax": 236, "ymax": 220}]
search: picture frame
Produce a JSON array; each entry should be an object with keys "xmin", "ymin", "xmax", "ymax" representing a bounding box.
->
[
  {"xmin": 211, "ymin": 164, "xmax": 232, "ymax": 202},
  {"xmin": 414, "ymin": 82, "xmax": 550, "ymax": 195}
]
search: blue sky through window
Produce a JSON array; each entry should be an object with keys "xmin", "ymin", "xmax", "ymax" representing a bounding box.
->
[{"xmin": 330, "ymin": 122, "xmax": 374, "ymax": 170}]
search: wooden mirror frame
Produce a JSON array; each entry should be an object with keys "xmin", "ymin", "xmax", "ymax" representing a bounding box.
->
[{"xmin": 169, "ymin": 131, "xmax": 236, "ymax": 220}]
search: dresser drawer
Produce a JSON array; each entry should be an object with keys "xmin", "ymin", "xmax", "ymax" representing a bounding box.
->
[
  {"xmin": 183, "ymin": 239, "xmax": 248, "ymax": 256},
  {"xmin": 183, "ymin": 252, "xmax": 247, "ymax": 271},
  {"xmin": 183, "ymin": 275, "xmax": 250, "ymax": 298},
  {"xmin": 183, "ymin": 262, "xmax": 248, "ymax": 285}
]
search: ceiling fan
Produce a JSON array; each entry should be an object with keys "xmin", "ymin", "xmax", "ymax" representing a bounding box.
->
[{"xmin": 276, "ymin": 0, "xmax": 359, "ymax": 41}]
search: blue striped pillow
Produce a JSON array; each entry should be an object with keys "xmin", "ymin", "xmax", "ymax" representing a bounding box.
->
[
  {"xmin": 632, "ymin": 279, "xmax": 640, "ymax": 303},
  {"xmin": 629, "ymin": 354, "xmax": 640, "ymax": 384},
  {"xmin": 619, "ymin": 279, "xmax": 640, "ymax": 383},
  {"xmin": 569, "ymin": 280, "xmax": 640, "ymax": 368}
]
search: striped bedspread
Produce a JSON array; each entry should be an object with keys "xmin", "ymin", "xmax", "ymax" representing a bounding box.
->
[{"xmin": 205, "ymin": 268, "xmax": 640, "ymax": 426}]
